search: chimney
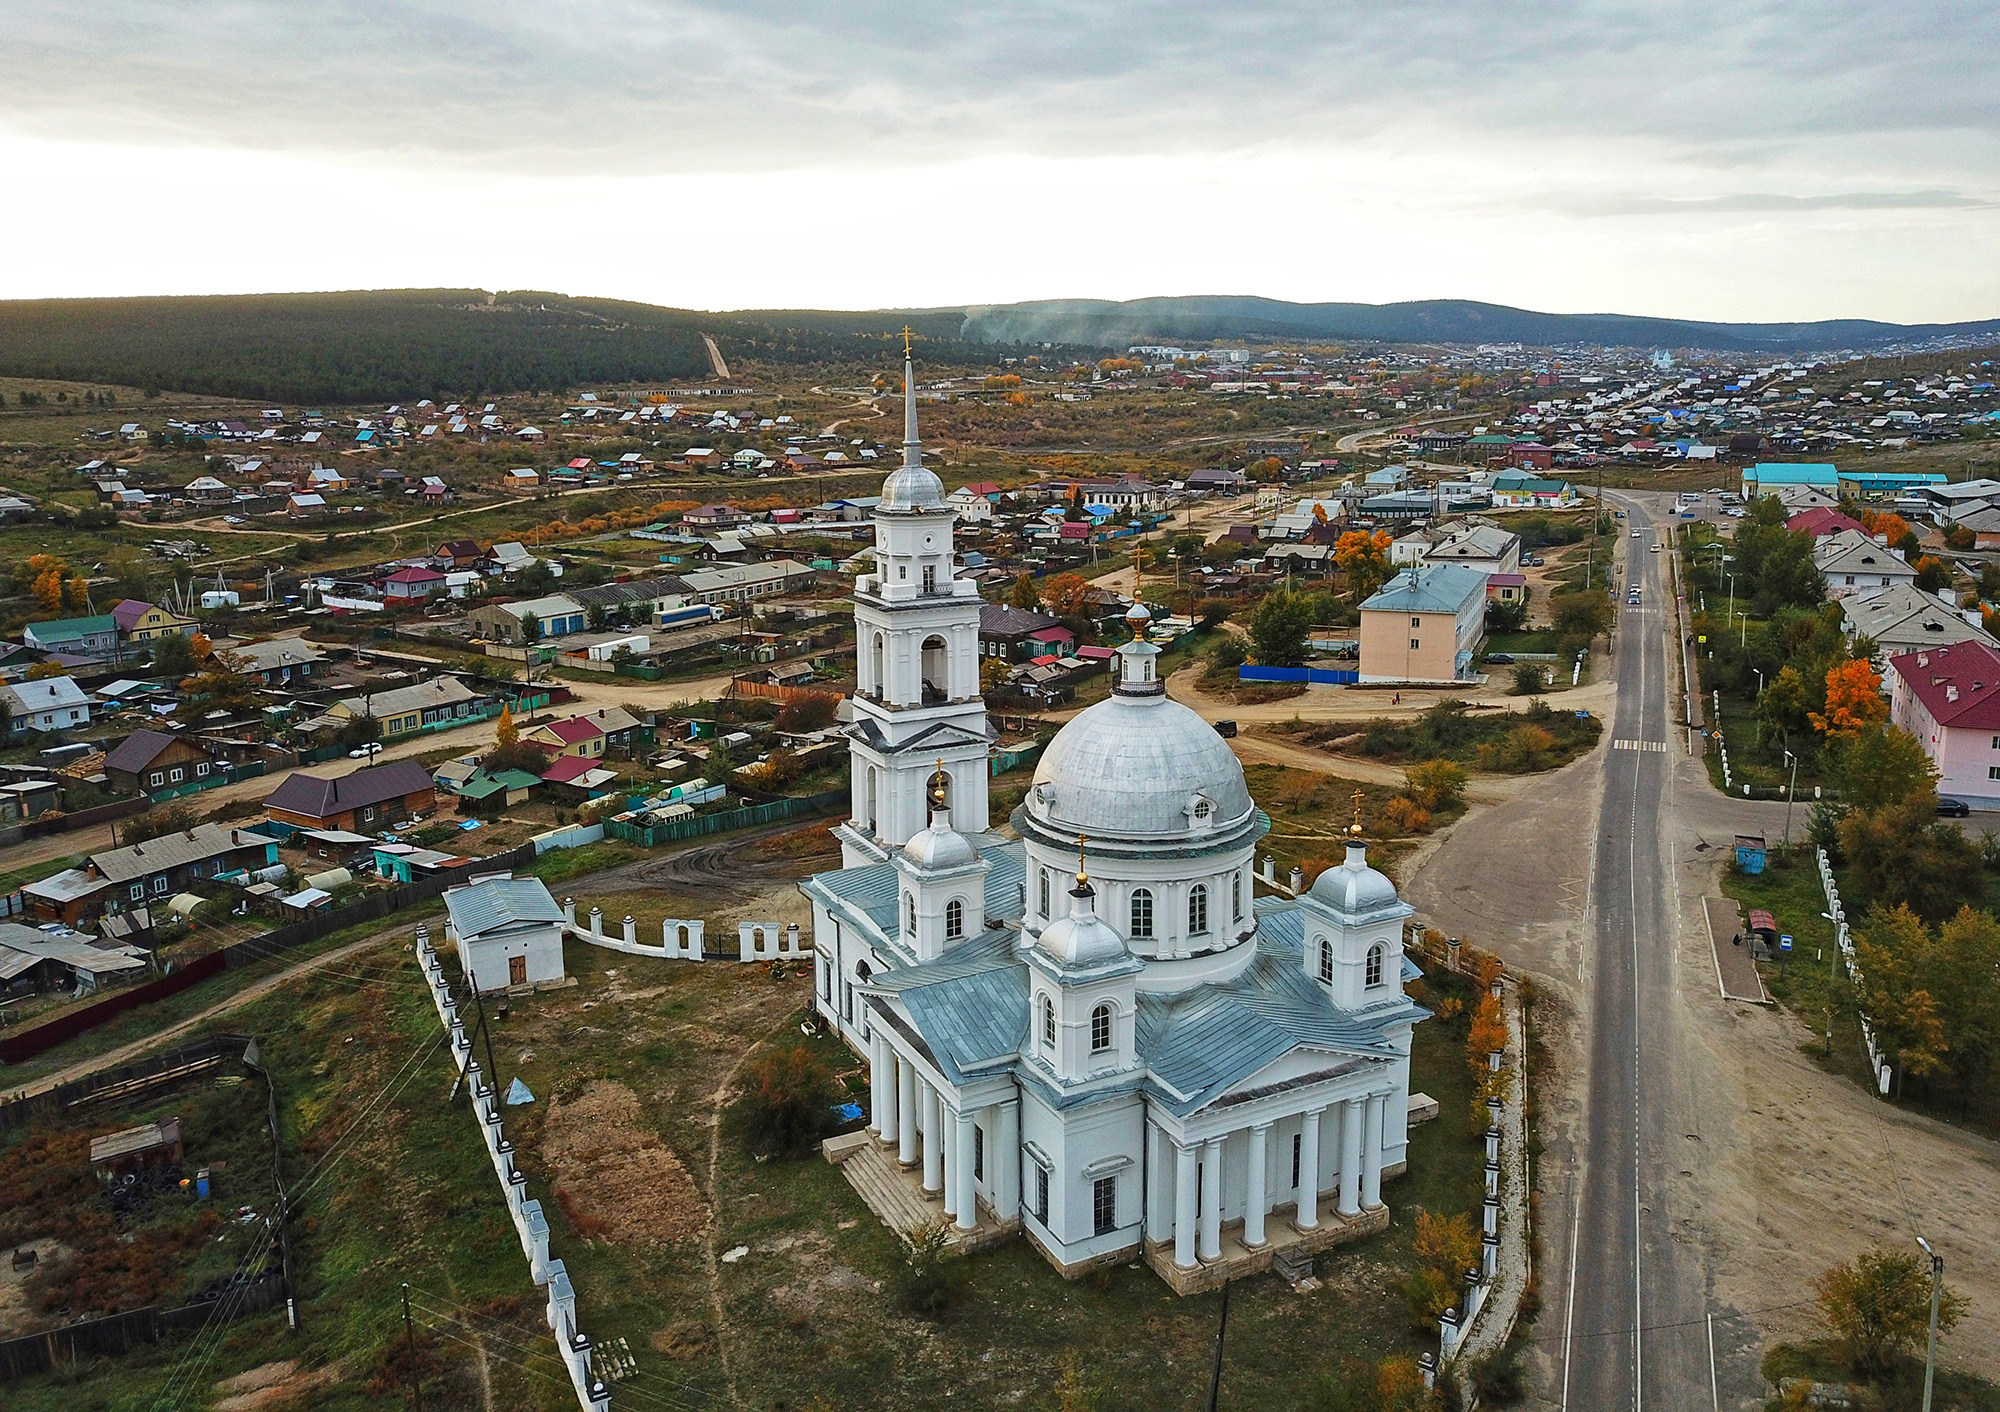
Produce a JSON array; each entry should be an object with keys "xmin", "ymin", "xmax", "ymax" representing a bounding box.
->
[{"xmin": 1947, "ymin": 685, "xmax": 1959, "ymax": 703}]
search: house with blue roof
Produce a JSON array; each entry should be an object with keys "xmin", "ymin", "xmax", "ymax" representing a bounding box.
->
[
  {"xmin": 1742, "ymin": 462, "xmax": 1839, "ymax": 498},
  {"xmin": 803, "ymin": 355, "xmax": 1426, "ymax": 1296},
  {"xmin": 443, "ymin": 875, "xmax": 567, "ymax": 993}
]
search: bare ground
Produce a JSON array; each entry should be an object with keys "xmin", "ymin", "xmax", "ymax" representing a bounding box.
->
[{"xmin": 541, "ymin": 1080, "xmax": 708, "ymax": 1246}]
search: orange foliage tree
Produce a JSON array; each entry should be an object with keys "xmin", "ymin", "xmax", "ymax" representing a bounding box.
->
[
  {"xmin": 1334, "ymin": 529, "xmax": 1394, "ymax": 600},
  {"xmin": 1858, "ymin": 508, "xmax": 1912, "ymax": 545},
  {"xmin": 1811, "ymin": 658, "xmax": 1888, "ymax": 736},
  {"xmin": 1039, "ymin": 572, "xmax": 1092, "ymax": 619}
]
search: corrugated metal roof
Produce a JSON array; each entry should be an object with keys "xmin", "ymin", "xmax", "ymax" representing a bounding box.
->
[{"xmin": 443, "ymin": 878, "xmax": 563, "ymax": 938}]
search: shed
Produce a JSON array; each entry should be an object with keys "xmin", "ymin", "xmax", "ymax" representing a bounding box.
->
[{"xmin": 90, "ymin": 1118, "xmax": 183, "ymax": 1179}]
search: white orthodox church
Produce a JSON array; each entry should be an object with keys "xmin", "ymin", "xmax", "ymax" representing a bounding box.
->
[{"xmin": 805, "ymin": 358, "xmax": 1426, "ymax": 1293}]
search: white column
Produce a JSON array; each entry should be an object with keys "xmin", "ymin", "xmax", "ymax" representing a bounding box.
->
[
  {"xmin": 1173, "ymin": 1141, "xmax": 1198, "ymax": 1268},
  {"xmin": 1362, "ymin": 1092, "xmax": 1386, "ymax": 1209},
  {"xmin": 1296, "ymin": 1109, "xmax": 1321, "ymax": 1230},
  {"xmin": 954, "ymin": 1108, "xmax": 978, "ymax": 1231},
  {"xmin": 1338, "ymin": 1097, "xmax": 1364, "ymax": 1218},
  {"xmin": 1144, "ymin": 1122, "xmax": 1170, "ymax": 1244},
  {"xmin": 869, "ymin": 1033, "xmax": 890, "ymax": 1141},
  {"xmin": 1244, "ymin": 1123, "xmax": 1271, "ymax": 1248},
  {"xmin": 921, "ymin": 1083, "xmax": 943, "ymax": 1195},
  {"xmin": 897, "ymin": 1057, "xmax": 918, "ymax": 1167},
  {"xmin": 1198, "ymin": 1137, "xmax": 1223, "ymax": 1261},
  {"xmin": 995, "ymin": 1099, "xmax": 1020, "ymax": 1220}
]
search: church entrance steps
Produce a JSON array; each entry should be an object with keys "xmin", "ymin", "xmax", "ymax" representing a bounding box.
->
[
  {"xmin": 828, "ymin": 1133, "xmax": 1021, "ymax": 1255},
  {"xmin": 1142, "ymin": 1194, "xmax": 1390, "ymax": 1297}
]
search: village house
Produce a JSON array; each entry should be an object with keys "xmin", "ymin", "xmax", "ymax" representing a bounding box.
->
[
  {"xmin": 264, "ymin": 757, "xmax": 437, "ymax": 833},
  {"xmin": 1418, "ymin": 524, "xmax": 1522, "ymax": 576},
  {"xmin": 323, "ymin": 677, "xmax": 486, "ymax": 738},
  {"xmin": 1842, "ymin": 584, "xmax": 1998, "ymax": 659},
  {"xmin": 287, "ymin": 492, "xmax": 328, "ymax": 517},
  {"xmin": 682, "ymin": 503, "xmax": 747, "ymax": 530},
  {"xmin": 23, "ymin": 614, "xmax": 120, "ymax": 661},
  {"xmin": 979, "ymin": 603, "xmax": 1072, "ymax": 663},
  {"xmin": 567, "ymin": 576, "xmax": 691, "ymax": 623},
  {"xmin": 947, "ymin": 484, "xmax": 999, "ymax": 521},
  {"xmin": 23, "ymin": 824, "xmax": 279, "ymax": 925},
  {"xmin": 1813, "ymin": 530, "xmax": 1915, "ymax": 599},
  {"xmin": 382, "ymin": 566, "xmax": 448, "ymax": 602},
  {"xmin": 102, "ymin": 728, "xmax": 230, "ymax": 798},
  {"xmin": 218, "ymin": 637, "xmax": 325, "ymax": 686},
  {"xmin": 111, "ymin": 600, "xmax": 197, "ymax": 643},
  {"xmin": 524, "ymin": 715, "xmax": 606, "ymax": 759},
  {"xmin": 1, "ymin": 676, "xmax": 94, "ymax": 734}
]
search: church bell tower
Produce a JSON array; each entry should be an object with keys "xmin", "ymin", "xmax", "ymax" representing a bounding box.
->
[{"xmin": 837, "ymin": 343, "xmax": 991, "ymax": 866}]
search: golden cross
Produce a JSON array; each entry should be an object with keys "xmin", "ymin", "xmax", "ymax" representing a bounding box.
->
[
  {"xmin": 1076, "ymin": 833, "xmax": 1089, "ymax": 886},
  {"xmin": 1351, "ymin": 787, "xmax": 1365, "ymax": 836},
  {"xmin": 902, "ymin": 325, "xmax": 914, "ymax": 357}
]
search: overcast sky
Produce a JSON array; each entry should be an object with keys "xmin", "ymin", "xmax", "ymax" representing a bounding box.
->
[{"xmin": 5, "ymin": 1, "xmax": 1998, "ymax": 322}]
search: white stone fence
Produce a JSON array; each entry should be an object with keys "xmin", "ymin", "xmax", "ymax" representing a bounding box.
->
[
  {"xmin": 558, "ymin": 898, "xmax": 801, "ymax": 963},
  {"xmin": 1815, "ymin": 847, "xmax": 1893, "ymax": 1096},
  {"xmin": 415, "ymin": 924, "xmax": 612, "ymax": 1412}
]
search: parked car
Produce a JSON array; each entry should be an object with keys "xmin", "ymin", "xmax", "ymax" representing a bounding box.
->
[
  {"xmin": 1212, "ymin": 720, "xmax": 1238, "ymax": 739},
  {"xmin": 1938, "ymin": 799, "xmax": 1971, "ymax": 818},
  {"xmin": 1485, "ymin": 653, "xmax": 1515, "ymax": 665}
]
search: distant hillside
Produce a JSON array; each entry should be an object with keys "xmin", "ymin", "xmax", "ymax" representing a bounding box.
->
[
  {"xmin": 0, "ymin": 290, "xmax": 730, "ymax": 404},
  {"xmin": 738, "ymin": 296, "xmax": 2000, "ymax": 355}
]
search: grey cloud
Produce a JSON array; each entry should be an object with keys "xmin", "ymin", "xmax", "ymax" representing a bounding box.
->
[{"xmin": 4, "ymin": 0, "xmax": 2000, "ymax": 177}]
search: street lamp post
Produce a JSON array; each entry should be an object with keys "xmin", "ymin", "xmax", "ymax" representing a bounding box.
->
[{"xmin": 1917, "ymin": 1236, "xmax": 1943, "ymax": 1412}]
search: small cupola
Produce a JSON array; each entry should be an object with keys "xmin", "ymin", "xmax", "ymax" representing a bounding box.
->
[{"xmin": 1112, "ymin": 606, "xmax": 1163, "ymax": 699}]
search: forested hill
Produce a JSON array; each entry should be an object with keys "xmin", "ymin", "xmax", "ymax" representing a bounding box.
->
[{"xmin": 0, "ymin": 290, "xmax": 730, "ymax": 404}]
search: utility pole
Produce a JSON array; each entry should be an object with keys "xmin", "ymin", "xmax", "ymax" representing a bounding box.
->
[
  {"xmin": 401, "ymin": 1282, "xmax": 424, "ymax": 1412},
  {"xmin": 1917, "ymin": 1237, "xmax": 1943, "ymax": 1412}
]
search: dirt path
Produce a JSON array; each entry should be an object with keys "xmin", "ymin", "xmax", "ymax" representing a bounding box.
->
[{"xmin": 6, "ymin": 929, "xmax": 402, "ymax": 1100}]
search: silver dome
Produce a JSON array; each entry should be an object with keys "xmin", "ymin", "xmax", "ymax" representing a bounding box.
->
[
  {"xmin": 1027, "ymin": 690, "xmax": 1253, "ymax": 841},
  {"xmin": 1036, "ymin": 882, "xmax": 1127, "ymax": 967},
  {"xmin": 1308, "ymin": 840, "xmax": 1402, "ymax": 917},
  {"xmin": 880, "ymin": 461, "xmax": 947, "ymax": 511},
  {"xmin": 902, "ymin": 818, "xmax": 977, "ymax": 870}
]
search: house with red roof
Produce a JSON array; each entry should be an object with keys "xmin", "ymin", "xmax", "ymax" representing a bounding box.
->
[
  {"xmin": 523, "ymin": 714, "xmax": 606, "ymax": 759},
  {"xmin": 1886, "ymin": 638, "xmax": 2000, "ymax": 808},
  {"xmin": 1785, "ymin": 508, "xmax": 1865, "ymax": 539},
  {"xmin": 382, "ymin": 566, "xmax": 447, "ymax": 602}
]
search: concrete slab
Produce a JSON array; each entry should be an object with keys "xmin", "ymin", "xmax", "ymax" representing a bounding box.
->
[{"xmin": 1703, "ymin": 895, "xmax": 1768, "ymax": 1005}]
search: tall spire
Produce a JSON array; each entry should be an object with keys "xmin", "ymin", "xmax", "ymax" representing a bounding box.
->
[{"xmin": 901, "ymin": 330, "xmax": 922, "ymax": 470}]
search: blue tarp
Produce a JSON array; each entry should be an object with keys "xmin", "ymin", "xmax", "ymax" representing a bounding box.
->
[{"xmin": 506, "ymin": 1078, "xmax": 535, "ymax": 1105}]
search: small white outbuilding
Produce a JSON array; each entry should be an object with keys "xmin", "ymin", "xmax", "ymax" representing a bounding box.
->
[{"xmin": 443, "ymin": 876, "xmax": 567, "ymax": 993}]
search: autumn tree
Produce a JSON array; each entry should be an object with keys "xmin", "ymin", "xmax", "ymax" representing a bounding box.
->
[
  {"xmin": 1038, "ymin": 572, "xmax": 1091, "ymax": 620},
  {"xmin": 1913, "ymin": 555, "xmax": 1952, "ymax": 594},
  {"xmin": 1006, "ymin": 573, "xmax": 1040, "ymax": 611},
  {"xmin": 1857, "ymin": 508, "xmax": 1911, "ymax": 547},
  {"xmin": 1813, "ymin": 1246, "xmax": 1964, "ymax": 1377},
  {"xmin": 1853, "ymin": 905, "xmax": 1949, "ymax": 1090},
  {"xmin": 1405, "ymin": 1210, "xmax": 1479, "ymax": 1326},
  {"xmin": 1811, "ymin": 658, "xmax": 1887, "ymax": 736},
  {"xmin": 494, "ymin": 705, "xmax": 519, "ymax": 750},
  {"xmin": 1830, "ymin": 726, "xmax": 1935, "ymax": 813},
  {"xmin": 1334, "ymin": 529, "xmax": 1394, "ymax": 601},
  {"xmin": 1837, "ymin": 795, "xmax": 1982, "ymax": 923}
]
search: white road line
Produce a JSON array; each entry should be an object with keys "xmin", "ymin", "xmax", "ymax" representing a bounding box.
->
[
  {"xmin": 1562, "ymin": 1188, "xmax": 1581, "ymax": 1411},
  {"xmin": 1707, "ymin": 1311, "xmax": 1720, "ymax": 1410}
]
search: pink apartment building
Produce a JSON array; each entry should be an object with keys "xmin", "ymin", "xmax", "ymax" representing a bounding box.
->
[{"xmin": 1886, "ymin": 638, "xmax": 2000, "ymax": 809}]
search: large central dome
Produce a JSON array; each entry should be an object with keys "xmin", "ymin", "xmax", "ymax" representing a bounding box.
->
[{"xmin": 1025, "ymin": 687, "xmax": 1254, "ymax": 843}]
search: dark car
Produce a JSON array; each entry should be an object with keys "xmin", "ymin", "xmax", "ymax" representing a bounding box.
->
[
  {"xmin": 1213, "ymin": 719, "xmax": 1238, "ymax": 738},
  {"xmin": 1938, "ymin": 799, "xmax": 1971, "ymax": 818},
  {"xmin": 1485, "ymin": 653, "xmax": 1515, "ymax": 665}
]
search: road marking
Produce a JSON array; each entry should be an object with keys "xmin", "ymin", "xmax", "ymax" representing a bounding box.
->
[
  {"xmin": 1612, "ymin": 739, "xmax": 1669, "ymax": 752},
  {"xmin": 1561, "ymin": 1186, "xmax": 1581, "ymax": 1410},
  {"xmin": 1707, "ymin": 1310, "xmax": 1720, "ymax": 1410}
]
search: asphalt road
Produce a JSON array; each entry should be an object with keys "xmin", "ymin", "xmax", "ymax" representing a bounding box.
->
[{"xmin": 1564, "ymin": 502, "xmax": 1713, "ymax": 1411}]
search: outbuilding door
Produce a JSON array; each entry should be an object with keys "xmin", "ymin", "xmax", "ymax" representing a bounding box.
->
[{"xmin": 509, "ymin": 955, "xmax": 527, "ymax": 986}]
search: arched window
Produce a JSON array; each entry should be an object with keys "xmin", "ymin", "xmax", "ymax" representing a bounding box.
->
[
  {"xmin": 1090, "ymin": 1003, "xmax": 1113, "ymax": 1053},
  {"xmin": 1193, "ymin": 799, "xmax": 1211, "ymax": 821},
  {"xmin": 945, "ymin": 898, "xmax": 964, "ymax": 940},
  {"xmin": 1130, "ymin": 888, "xmax": 1155, "ymax": 938},
  {"xmin": 1041, "ymin": 996, "xmax": 1056, "ymax": 1048},
  {"xmin": 1039, "ymin": 867, "xmax": 1051, "ymax": 919},
  {"xmin": 1232, "ymin": 871, "xmax": 1243, "ymax": 921},
  {"xmin": 905, "ymin": 894, "xmax": 917, "ymax": 936},
  {"xmin": 1319, "ymin": 937, "xmax": 1334, "ymax": 985},
  {"xmin": 1188, "ymin": 884, "xmax": 1209, "ymax": 935},
  {"xmin": 1366, "ymin": 942, "xmax": 1385, "ymax": 988}
]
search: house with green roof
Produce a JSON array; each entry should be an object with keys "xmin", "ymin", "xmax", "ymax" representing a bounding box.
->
[
  {"xmin": 23, "ymin": 613, "xmax": 118, "ymax": 661},
  {"xmin": 1489, "ymin": 472, "xmax": 1577, "ymax": 508},
  {"xmin": 1741, "ymin": 463, "xmax": 1838, "ymax": 498}
]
